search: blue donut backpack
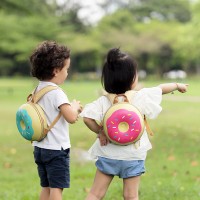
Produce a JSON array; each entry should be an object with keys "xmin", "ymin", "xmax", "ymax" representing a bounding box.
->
[{"xmin": 16, "ymin": 86, "xmax": 61, "ymax": 142}]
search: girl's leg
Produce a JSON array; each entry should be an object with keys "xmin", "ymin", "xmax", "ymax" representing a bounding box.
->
[
  {"xmin": 123, "ymin": 176, "xmax": 141, "ymax": 200},
  {"xmin": 40, "ymin": 187, "xmax": 50, "ymax": 200},
  {"xmin": 49, "ymin": 188, "xmax": 63, "ymax": 200},
  {"xmin": 86, "ymin": 169, "xmax": 114, "ymax": 200}
]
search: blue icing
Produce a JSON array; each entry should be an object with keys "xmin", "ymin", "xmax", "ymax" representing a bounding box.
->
[{"xmin": 16, "ymin": 109, "xmax": 34, "ymax": 140}]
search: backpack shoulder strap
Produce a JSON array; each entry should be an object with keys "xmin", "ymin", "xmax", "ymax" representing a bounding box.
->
[
  {"xmin": 105, "ymin": 93, "xmax": 117, "ymax": 105},
  {"xmin": 30, "ymin": 85, "xmax": 62, "ymax": 135},
  {"xmin": 144, "ymin": 115, "xmax": 154, "ymax": 136},
  {"xmin": 124, "ymin": 90, "xmax": 137, "ymax": 103},
  {"xmin": 105, "ymin": 92, "xmax": 134, "ymax": 104},
  {"xmin": 105, "ymin": 90, "xmax": 137, "ymax": 104},
  {"xmin": 32, "ymin": 86, "xmax": 59, "ymax": 103},
  {"xmin": 44, "ymin": 112, "xmax": 62, "ymax": 135}
]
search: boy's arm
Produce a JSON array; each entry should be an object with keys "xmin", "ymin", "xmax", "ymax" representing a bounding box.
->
[
  {"xmin": 59, "ymin": 100, "xmax": 82, "ymax": 124},
  {"xmin": 158, "ymin": 83, "xmax": 188, "ymax": 94}
]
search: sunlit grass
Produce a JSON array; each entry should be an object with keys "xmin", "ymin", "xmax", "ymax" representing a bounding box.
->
[{"xmin": 0, "ymin": 77, "xmax": 199, "ymax": 200}]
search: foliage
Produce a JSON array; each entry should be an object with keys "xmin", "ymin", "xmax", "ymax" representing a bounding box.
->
[
  {"xmin": 0, "ymin": 0, "xmax": 54, "ymax": 15},
  {"xmin": 129, "ymin": 0, "xmax": 191, "ymax": 23},
  {"xmin": 0, "ymin": 0, "xmax": 200, "ymax": 76},
  {"xmin": 174, "ymin": 1, "xmax": 200, "ymax": 71}
]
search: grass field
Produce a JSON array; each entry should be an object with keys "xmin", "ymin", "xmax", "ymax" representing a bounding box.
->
[{"xmin": 0, "ymin": 77, "xmax": 200, "ymax": 200}]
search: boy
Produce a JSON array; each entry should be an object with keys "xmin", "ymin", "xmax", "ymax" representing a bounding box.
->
[{"xmin": 30, "ymin": 41, "xmax": 82, "ymax": 200}]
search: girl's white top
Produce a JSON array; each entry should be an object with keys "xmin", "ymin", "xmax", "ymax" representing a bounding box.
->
[
  {"xmin": 32, "ymin": 81, "xmax": 71, "ymax": 150},
  {"xmin": 80, "ymin": 87, "xmax": 162, "ymax": 160}
]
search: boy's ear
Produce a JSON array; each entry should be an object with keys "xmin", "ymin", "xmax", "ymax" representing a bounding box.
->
[{"xmin": 53, "ymin": 68, "xmax": 59, "ymax": 77}]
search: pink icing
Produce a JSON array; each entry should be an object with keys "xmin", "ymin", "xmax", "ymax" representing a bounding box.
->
[{"xmin": 106, "ymin": 109, "xmax": 142, "ymax": 144}]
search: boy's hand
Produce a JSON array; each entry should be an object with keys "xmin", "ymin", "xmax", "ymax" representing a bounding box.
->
[{"xmin": 71, "ymin": 99, "xmax": 83, "ymax": 114}]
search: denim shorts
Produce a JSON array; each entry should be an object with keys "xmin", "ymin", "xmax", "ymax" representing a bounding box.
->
[
  {"xmin": 34, "ymin": 147, "xmax": 70, "ymax": 188},
  {"xmin": 96, "ymin": 157, "xmax": 145, "ymax": 178}
]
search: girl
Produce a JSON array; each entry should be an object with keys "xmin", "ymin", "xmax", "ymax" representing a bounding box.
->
[{"xmin": 80, "ymin": 48, "xmax": 188, "ymax": 200}]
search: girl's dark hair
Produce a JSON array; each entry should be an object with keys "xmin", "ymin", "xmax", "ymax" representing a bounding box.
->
[
  {"xmin": 101, "ymin": 48, "xmax": 137, "ymax": 94},
  {"xmin": 30, "ymin": 41, "xmax": 70, "ymax": 80}
]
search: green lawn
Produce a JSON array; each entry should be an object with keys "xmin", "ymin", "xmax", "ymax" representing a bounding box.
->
[{"xmin": 0, "ymin": 77, "xmax": 199, "ymax": 200}]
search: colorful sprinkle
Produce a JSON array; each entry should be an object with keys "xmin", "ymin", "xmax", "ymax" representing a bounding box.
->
[
  {"xmin": 118, "ymin": 138, "xmax": 120, "ymax": 141},
  {"xmin": 122, "ymin": 116, "xmax": 125, "ymax": 119},
  {"xmin": 111, "ymin": 121, "xmax": 114, "ymax": 124},
  {"xmin": 115, "ymin": 132, "xmax": 118, "ymax": 134},
  {"xmin": 131, "ymin": 129, "xmax": 134, "ymax": 131}
]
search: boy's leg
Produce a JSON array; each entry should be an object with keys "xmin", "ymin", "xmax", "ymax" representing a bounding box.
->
[
  {"xmin": 40, "ymin": 187, "xmax": 50, "ymax": 200},
  {"xmin": 86, "ymin": 169, "xmax": 114, "ymax": 200},
  {"xmin": 49, "ymin": 188, "xmax": 63, "ymax": 200},
  {"xmin": 123, "ymin": 176, "xmax": 141, "ymax": 200},
  {"xmin": 34, "ymin": 148, "xmax": 69, "ymax": 200}
]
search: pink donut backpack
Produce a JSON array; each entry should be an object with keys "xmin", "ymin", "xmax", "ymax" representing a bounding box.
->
[{"xmin": 103, "ymin": 90, "xmax": 153, "ymax": 146}]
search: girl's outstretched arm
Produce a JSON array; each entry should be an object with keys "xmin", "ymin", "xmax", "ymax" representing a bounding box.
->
[{"xmin": 159, "ymin": 83, "xmax": 189, "ymax": 94}]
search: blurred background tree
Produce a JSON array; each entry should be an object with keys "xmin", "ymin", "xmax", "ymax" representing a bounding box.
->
[{"xmin": 0, "ymin": 0, "xmax": 199, "ymax": 77}]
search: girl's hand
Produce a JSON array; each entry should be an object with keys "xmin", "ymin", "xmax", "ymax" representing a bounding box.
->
[
  {"xmin": 98, "ymin": 129, "xmax": 110, "ymax": 146},
  {"xmin": 176, "ymin": 83, "xmax": 189, "ymax": 93},
  {"xmin": 159, "ymin": 83, "xmax": 189, "ymax": 94}
]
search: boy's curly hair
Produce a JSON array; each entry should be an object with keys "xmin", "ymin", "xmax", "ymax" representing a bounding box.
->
[{"xmin": 30, "ymin": 41, "xmax": 70, "ymax": 80}]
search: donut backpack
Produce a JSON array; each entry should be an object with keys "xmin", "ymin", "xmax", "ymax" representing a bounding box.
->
[
  {"xmin": 16, "ymin": 86, "xmax": 61, "ymax": 142},
  {"xmin": 103, "ymin": 90, "xmax": 153, "ymax": 145}
]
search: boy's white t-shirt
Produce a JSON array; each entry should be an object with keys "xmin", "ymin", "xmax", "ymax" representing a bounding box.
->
[
  {"xmin": 80, "ymin": 87, "xmax": 162, "ymax": 160},
  {"xmin": 32, "ymin": 81, "xmax": 71, "ymax": 150}
]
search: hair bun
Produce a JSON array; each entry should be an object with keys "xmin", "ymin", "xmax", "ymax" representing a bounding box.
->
[{"xmin": 107, "ymin": 48, "xmax": 121, "ymax": 64}]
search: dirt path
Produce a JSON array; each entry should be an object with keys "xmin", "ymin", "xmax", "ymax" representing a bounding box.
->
[{"xmin": 71, "ymin": 148, "xmax": 94, "ymax": 163}]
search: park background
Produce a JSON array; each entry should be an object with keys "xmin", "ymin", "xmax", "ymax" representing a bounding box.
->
[{"xmin": 0, "ymin": 0, "xmax": 200, "ymax": 199}]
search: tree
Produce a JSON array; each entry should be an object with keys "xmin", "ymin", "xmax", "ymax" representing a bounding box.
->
[
  {"xmin": 0, "ymin": 0, "xmax": 55, "ymax": 15},
  {"xmin": 0, "ymin": 0, "xmax": 65, "ymax": 75},
  {"xmin": 174, "ymin": 1, "xmax": 200, "ymax": 74},
  {"xmin": 128, "ymin": 0, "xmax": 191, "ymax": 23}
]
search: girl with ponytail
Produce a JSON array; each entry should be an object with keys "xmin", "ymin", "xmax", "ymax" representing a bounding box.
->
[{"xmin": 81, "ymin": 48, "xmax": 188, "ymax": 200}]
